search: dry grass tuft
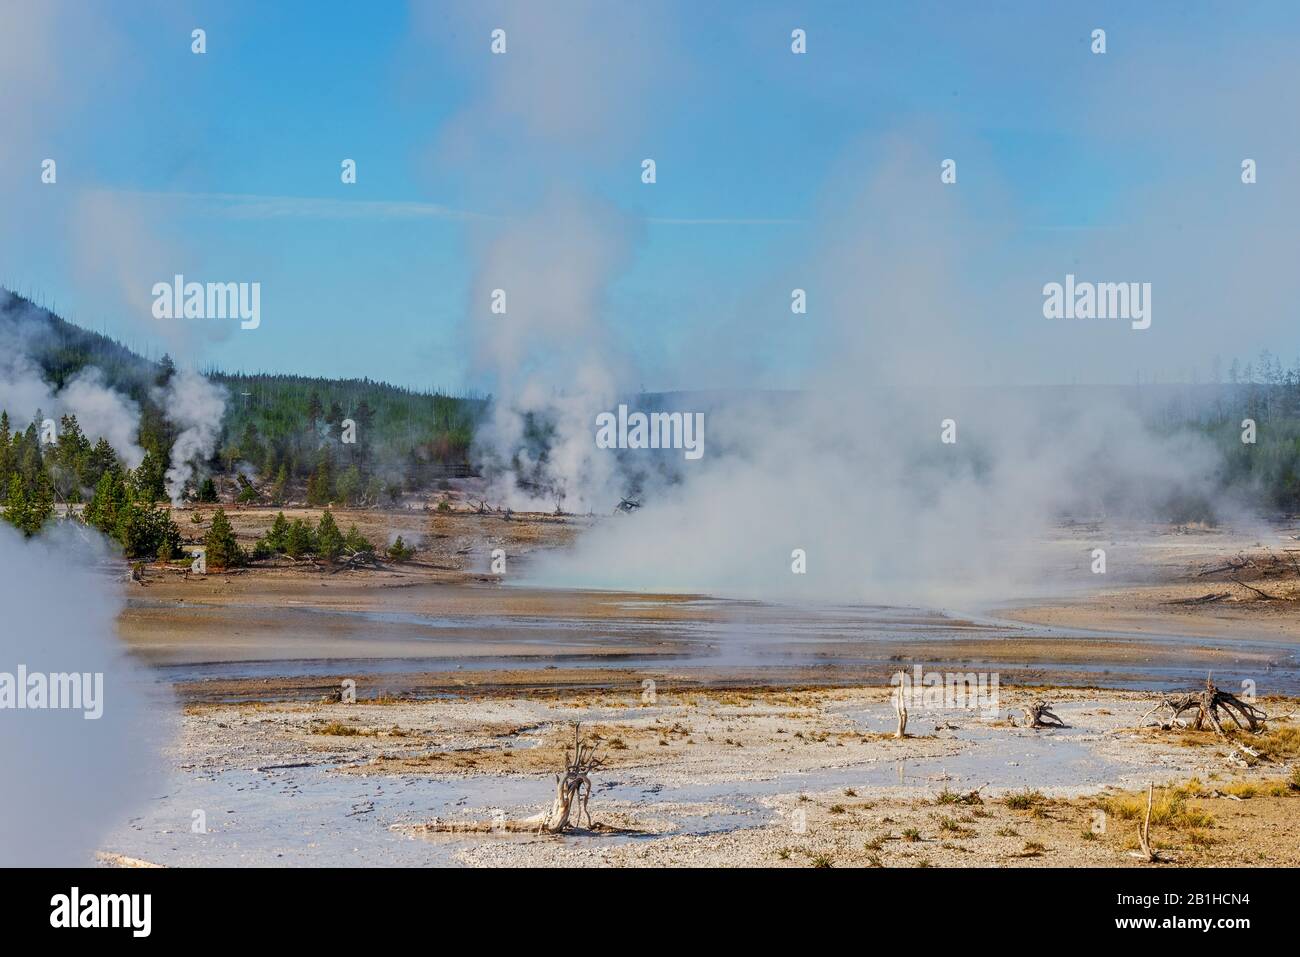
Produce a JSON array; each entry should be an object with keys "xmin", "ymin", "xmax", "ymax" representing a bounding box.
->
[
  {"xmin": 1003, "ymin": 789, "xmax": 1046, "ymax": 810},
  {"xmin": 1101, "ymin": 787, "xmax": 1213, "ymax": 829}
]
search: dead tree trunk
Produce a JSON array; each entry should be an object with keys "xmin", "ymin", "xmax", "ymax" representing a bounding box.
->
[
  {"xmin": 893, "ymin": 679, "xmax": 908, "ymax": 738},
  {"xmin": 541, "ymin": 723, "xmax": 603, "ymax": 833},
  {"xmin": 1131, "ymin": 782, "xmax": 1159, "ymax": 863}
]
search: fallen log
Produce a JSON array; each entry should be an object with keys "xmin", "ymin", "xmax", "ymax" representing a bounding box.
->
[
  {"xmin": 1196, "ymin": 554, "xmax": 1250, "ymax": 577},
  {"xmin": 329, "ymin": 551, "xmax": 384, "ymax": 574},
  {"xmin": 1166, "ymin": 591, "xmax": 1231, "ymax": 605}
]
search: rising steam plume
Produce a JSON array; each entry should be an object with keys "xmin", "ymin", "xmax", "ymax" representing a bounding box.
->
[
  {"xmin": 159, "ymin": 367, "xmax": 227, "ymax": 506},
  {"xmin": 0, "ymin": 292, "xmax": 146, "ymax": 469},
  {"xmin": 0, "ymin": 523, "xmax": 166, "ymax": 865}
]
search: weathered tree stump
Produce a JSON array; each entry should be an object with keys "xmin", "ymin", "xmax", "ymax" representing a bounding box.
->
[
  {"xmin": 541, "ymin": 723, "xmax": 604, "ymax": 833},
  {"xmin": 1144, "ymin": 677, "xmax": 1269, "ymax": 763},
  {"xmin": 1023, "ymin": 700, "xmax": 1067, "ymax": 729}
]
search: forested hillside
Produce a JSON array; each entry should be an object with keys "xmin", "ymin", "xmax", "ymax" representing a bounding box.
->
[{"xmin": 0, "ymin": 290, "xmax": 483, "ymax": 552}]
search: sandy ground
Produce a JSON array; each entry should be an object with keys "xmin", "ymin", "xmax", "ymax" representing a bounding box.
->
[
  {"xmin": 100, "ymin": 507, "xmax": 1300, "ymax": 867},
  {"xmin": 104, "ymin": 683, "xmax": 1300, "ymax": 868},
  {"xmin": 1005, "ymin": 520, "xmax": 1300, "ymax": 644}
]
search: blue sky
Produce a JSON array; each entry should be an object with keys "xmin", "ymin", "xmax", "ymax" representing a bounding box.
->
[{"xmin": 4, "ymin": 1, "xmax": 1298, "ymax": 391}]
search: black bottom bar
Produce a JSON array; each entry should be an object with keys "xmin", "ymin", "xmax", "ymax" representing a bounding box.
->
[{"xmin": 0, "ymin": 866, "xmax": 1273, "ymax": 942}]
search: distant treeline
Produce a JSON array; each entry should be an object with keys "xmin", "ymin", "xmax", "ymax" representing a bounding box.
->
[
  {"xmin": 210, "ymin": 371, "xmax": 483, "ymax": 506},
  {"xmin": 0, "ymin": 292, "xmax": 485, "ymax": 523},
  {"xmin": 1134, "ymin": 353, "xmax": 1300, "ymax": 513},
  {"xmin": 6, "ymin": 288, "xmax": 1300, "ymax": 543}
]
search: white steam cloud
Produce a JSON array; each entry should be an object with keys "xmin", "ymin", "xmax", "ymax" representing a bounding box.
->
[
  {"xmin": 0, "ymin": 522, "xmax": 166, "ymax": 865},
  {"xmin": 515, "ymin": 133, "xmax": 1263, "ymax": 605},
  {"xmin": 431, "ymin": 2, "xmax": 665, "ymax": 514},
  {"xmin": 0, "ymin": 293, "xmax": 145, "ymax": 469},
  {"xmin": 528, "ymin": 388, "xmax": 1227, "ymax": 607},
  {"xmin": 467, "ymin": 196, "xmax": 635, "ymax": 512},
  {"xmin": 159, "ymin": 367, "xmax": 228, "ymax": 506}
]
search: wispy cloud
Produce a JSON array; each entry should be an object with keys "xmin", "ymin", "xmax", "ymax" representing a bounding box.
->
[
  {"xmin": 99, "ymin": 189, "xmax": 799, "ymax": 227},
  {"xmin": 646, "ymin": 217, "xmax": 803, "ymax": 226},
  {"xmin": 100, "ymin": 189, "xmax": 493, "ymax": 222}
]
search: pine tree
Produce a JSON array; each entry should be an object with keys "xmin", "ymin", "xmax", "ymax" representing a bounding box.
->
[
  {"xmin": 386, "ymin": 535, "xmax": 415, "ymax": 561},
  {"xmin": 315, "ymin": 509, "xmax": 344, "ymax": 560},
  {"xmin": 271, "ymin": 463, "xmax": 288, "ymax": 505},
  {"xmin": 343, "ymin": 524, "xmax": 372, "ymax": 555},
  {"xmin": 116, "ymin": 498, "xmax": 182, "ymax": 559},
  {"xmin": 18, "ymin": 424, "xmax": 43, "ymax": 486},
  {"xmin": 2, "ymin": 474, "xmax": 29, "ymax": 534},
  {"xmin": 238, "ymin": 420, "xmax": 263, "ymax": 466},
  {"xmin": 86, "ymin": 469, "xmax": 126, "ymax": 534},
  {"xmin": 46, "ymin": 414, "xmax": 88, "ymax": 503},
  {"xmin": 55, "ymin": 415, "xmax": 89, "ymax": 471},
  {"xmin": 284, "ymin": 518, "xmax": 314, "ymax": 558},
  {"xmin": 351, "ymin": 399, "xmax": 375, "ymax": 466},
  {"xmin": 29, "ymin": 470, "xmax": 54, "ymax": 531},
  {"xmin": 0, "ymin": 411, "xmax": 13, "ymax": 502},
  {"xmin": 335, "ymin": 464, "xmax": 362, "ymax": 506},
  {"xmin": 132, "ymin": 445, "xmax": 168, "ymax": 503},
  {"xmin": 326, "ymin": 400, "xmax": 344, "ymax": 431},
  {"xmin": 204, "ymin": 507, "xmax": 244, "ymax": 568},
  {"xmin": 306, "ymin": 453, "xmax": 333, "ymax": 506},
  {"xmin": 155, "ymin": 353, "xmax": 177, "ymax": 388},
  {"xmin": 306, "ymin": 392, "xmax": 323, "ymax": 430},
  {"xmin": 266, "ymin": 511, "xmax": 289, "ymax": 551},
  {"xmin": 85, "ymin": 438, "xmax": 119, "ymax": 489}
]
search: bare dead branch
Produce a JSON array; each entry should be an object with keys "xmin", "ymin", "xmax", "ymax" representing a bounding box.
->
[
  {"xmin": 1130, "ymin": 782, "xmax": 1159, "ymax": 863},
  {"xmin": 1229, "ymin": 577, "xmax": 1288, "ymax": 601}
]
